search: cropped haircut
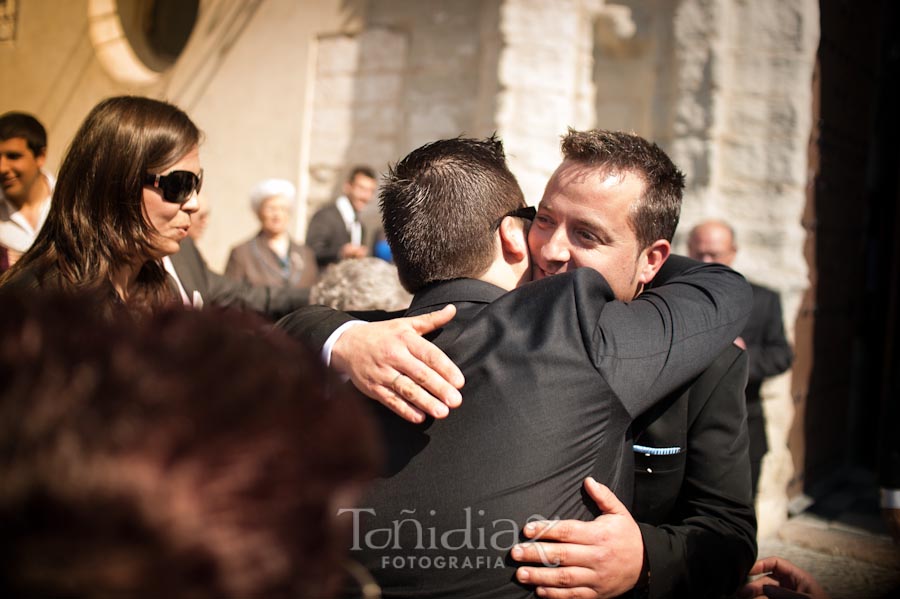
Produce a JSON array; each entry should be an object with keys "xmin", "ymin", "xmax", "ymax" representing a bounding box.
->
[
  {"xmin": 0, "ymin": 292, "xmax": 379, "ymax": 598},
  {"xmin": 561, "ymin": 129, "xmax": 685, "ymax": 248},
  {"xmin": 380, "ymin": 136, "xmax": 525, "ymax": 292},
  {"xmin": 3, "ymin": 96, "xmax": 200, "ymax": 309},
  {"xmin": 347, "ymin": 165, "xmax": 377, "ymax": 183},
  {"xmin": 0, "ymin": 112, "xmax": 47, "ymax": 156}
]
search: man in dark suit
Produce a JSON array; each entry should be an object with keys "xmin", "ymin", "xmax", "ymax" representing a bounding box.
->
[
  {"xmin": 689, "ymin": 219, "xmax": 794, "ymax": 494},
  {"xmin": 299, "ymin": 131, "xmax": 759, "ymax": 598},
  {"xmin": 167, "ymin": 237, "xmax": 308, "ymax": 319},
  {"xmin": 306, "ymin": 165, "xmax": 379, "ymax": 268},
  {"xmin": 279, "ymin": 134, "xmax": 752, "ymax": 598}
]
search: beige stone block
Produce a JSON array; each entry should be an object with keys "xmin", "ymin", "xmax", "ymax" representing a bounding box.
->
[
  {"xmin": 310, "ymin": 107, "xmax": 352, "ymax": 137},
  {"xmin": 728, "ymin": 52, "xmax": 814, "ymax": 96},
  {"xmin": 355, "ymin": 73, "xmax": 404, "ymax": 104},
  {"xmin": 719, "ymin": 138, "xmax": 806, "ymax": 186},
  {"xmin": 671, "ymin": 136, "xmax": 715, "ymax": 187},
  {"xmin": 310, "ymin": 129, "xmax": 351, "ymax": 164},
  {"xmin": 728, "ymin": 0, "xmax": 811, "ymax": 53},
  {"xmin": 352, "ymin": 105, "xmax": 402, "ymax": 137},
  {"xmin": 316, "ymin": 35, "xmax": 360, "ymax": 74},
  {"xmin": 358, "ymin": 28, "xmax": 408, "ymax": 71},
  {"xmin": 405, "ymin": 106, "xmax": 466, "ymax": 145},
  {"xmin": 502, "ymin": 90, "xmax": 575, "ymax": 136},
  {"xmin": 758, "ymin": 446, "xmax": 795, "ymax": 539},
  {"xmin": 723, "ymin": 95, "xmax": 798, "ymax": 141},
  {"xmin": 499, "ymin": 44, "xmax": 581, "ymax": 88},
  {"xmin": 673, "ymin": 92, "xmax": 716, "ymax": 137},
  {"xmin": 501, "ymin": 0, "xmax": 579, "ymax": 40},
  {"xmin": 313, "ymin": 74, "xmax": 357, "ymax": 105}
]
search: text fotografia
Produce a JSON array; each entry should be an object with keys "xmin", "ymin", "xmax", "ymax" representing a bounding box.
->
[{"xmin": 337, "ymin": 507, "xmax": 561, "ymax": 569}]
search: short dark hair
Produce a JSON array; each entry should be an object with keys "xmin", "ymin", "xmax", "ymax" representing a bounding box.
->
[
  {"xmin": 347, "ymin": 165, "xmax": 377, "ymax": 183},
  {"xmin": 380, "ymin": 136, "xmax": 525, "ymax": 292},
  {"xmin": 561, "ymin": 129, "xmax": 685, "ymax": 248},
  {"xmin": 0, "ymin": 112, "xmax": 47, "ymax": 157},
  {"xmin": 0, "ymin": 292, "xmax": 379, "ymax": 598}
]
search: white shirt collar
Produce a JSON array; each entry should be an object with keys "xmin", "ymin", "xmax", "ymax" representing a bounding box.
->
[
  {"xmin": 0, "ymin": 170, "xmax": 55, "ymax": 253},
  {"xmin": 335, "ymin": 195, "xmax": 357, "ymax": 232}
]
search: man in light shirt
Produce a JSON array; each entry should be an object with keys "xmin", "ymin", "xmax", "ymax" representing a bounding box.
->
[
  {"xmin": 306, "ymin": 165, "xmax": 379, "ymax": 268},
  {"xmin": 0, "ymin": 112, "xmax": 54, "ymax": 272}
]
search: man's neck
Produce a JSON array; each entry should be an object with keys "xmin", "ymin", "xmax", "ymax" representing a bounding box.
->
[
  {"xmin": 477, "ymin": 261, "xmax": 530, "ymax": 292},
  {"xmin": 8, "ymin": 174, "xmax": 50, "ymax": 224}
]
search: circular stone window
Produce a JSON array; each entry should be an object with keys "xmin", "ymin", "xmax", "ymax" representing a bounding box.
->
[{"xmin": 89, "ymin": 0, "xmax": 200, "ymax": 85}]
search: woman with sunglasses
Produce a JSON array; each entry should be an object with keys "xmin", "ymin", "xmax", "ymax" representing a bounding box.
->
[{"xmin": 0, "ymin": 96, "xmax": 203, "ymax": 311}]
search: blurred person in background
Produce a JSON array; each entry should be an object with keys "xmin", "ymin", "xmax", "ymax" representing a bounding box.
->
[
  {"xmin": 0, "ymin": 96, "xmax": 201, "ymax": 312},
  {"xmin": 225, "ymin": 178, "xmax": 317, "ymax": 289},
  {"xmin": 688, "ymin": 219, "xmax": 794, "ymax": 496},
  {"xmin": 188, "ymin": 191, "xmax": 211, "ymax": 242},
  {"xmin": 307, "ymin": 166, "xmax": 379, "ymax": 268},
  {"xmin": 0, "ymin": 291, "xmax": 380, "ymax": 598},
  {"xmin": 310, "ymin": 256, "xmax": 410, "ymax": 311},
  {"xmin": 0, "ymin": 111, "xmax": 54, "ymax": 273}
]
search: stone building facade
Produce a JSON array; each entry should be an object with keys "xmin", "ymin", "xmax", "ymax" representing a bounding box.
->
[{"xmin": 0, "ymin": 0, "xmax": 820, "ymax": 537}]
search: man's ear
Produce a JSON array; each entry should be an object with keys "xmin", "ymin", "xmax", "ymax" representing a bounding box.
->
[
  {"xmin": 35, "ymin": 147, "xmax": 47, "ymax": 169},
  {"xmin": 498, "ymin": 215, "xmax": 529, "ymax": 265},
  {"xmin": 637, "ymin": 239, "xmax": 670, "ymax": 285}
]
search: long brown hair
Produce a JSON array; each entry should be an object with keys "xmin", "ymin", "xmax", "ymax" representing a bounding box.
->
[{"xmin": 3, "ymin": 96, "xmax": 200, "ymax": 309}]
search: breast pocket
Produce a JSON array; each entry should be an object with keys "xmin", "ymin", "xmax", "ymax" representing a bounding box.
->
[{"xmin": 632, "ymin": 447, "xmax": 686, "ymax": 525}]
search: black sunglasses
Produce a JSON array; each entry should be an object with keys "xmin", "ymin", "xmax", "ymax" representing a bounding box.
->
[
  {"xmin": 492, "ymin": 205, "xmax": 536, "ymax": 230},
  {"xmin": 144, "ymin": 169, "xmax": 204, "ymax": 204}
]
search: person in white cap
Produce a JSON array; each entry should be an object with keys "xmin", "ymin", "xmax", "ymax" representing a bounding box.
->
[{"xmin": 224, "ymin": 178, "xmax": 318, "ymax": 289}]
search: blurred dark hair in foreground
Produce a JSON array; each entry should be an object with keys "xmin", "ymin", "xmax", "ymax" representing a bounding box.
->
[{"xmin": 0, "ymin": 291, "xmax": 380, "ymax": 598}]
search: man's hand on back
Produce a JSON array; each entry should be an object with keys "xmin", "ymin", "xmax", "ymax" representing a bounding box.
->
[
  {"xmin": 511, "ymin": 477, "xmax": 644, "ymax": 599},
  {"xmin": 331, "ymin": 304, "xmax": 465, "ymax": 423}
]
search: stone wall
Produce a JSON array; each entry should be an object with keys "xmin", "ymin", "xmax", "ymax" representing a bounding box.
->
[{"xmin": 669, "ymin": 0, "xmax": 819, "ymax": 538}]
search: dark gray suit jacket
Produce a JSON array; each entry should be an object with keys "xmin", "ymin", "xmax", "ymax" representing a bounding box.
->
[
  {"xmin": 306, "ymin": 202, "xmax": 381, "ymax": 268},
  {"xmin": 742, "ymin": 282, "xmax": 793, "ymax": 464},
  {"xmin": 631, "ymin": 345, "xmax": 757, "ymax": 598},
  {"xmin": 278, "ymin": 257, "xmax": 752, "ymax": 599},
  {"xmin": 170, "ymin": 238, "xmax": 309, "ymax": 319}
]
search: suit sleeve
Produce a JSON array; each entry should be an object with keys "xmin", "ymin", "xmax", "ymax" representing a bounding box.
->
[
  {"xmin": 276, "ymin": 305, "xmax": 400, "ymax": 352},
  {"xmin": 746, "ymin": 289, "xmax": 793, "ymax": 382},
  {"xmin": 223, "ymin": 247, "xmax": 245, "ymax": 283},
  {"xmin": 595, "ymin": 255, "xmax": 753, "ymax": 418},
  {"xmin": 202, "ymin": 257, "xmax": 310, "ymax": 320},
  {"xmin": 638, "ymin": 349, "xmax": 757, "ymax": 599},
  {"xmin": 306, "ymin": 208, "xmax": 343, "ymax": 268}
]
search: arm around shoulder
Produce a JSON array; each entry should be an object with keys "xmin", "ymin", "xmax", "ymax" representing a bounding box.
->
[{"xmin": 598, "ymin": 255, "xmax": 753, "ymax": 417}]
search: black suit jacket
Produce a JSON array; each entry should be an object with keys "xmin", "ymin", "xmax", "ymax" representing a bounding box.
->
[
  {"xmin": 279, "ymin": 257, "xmax": 751, "ymax": 599},
  {"xmin": 169, "ymin": 238, "xmax": 309, "ymax": 319},
  {"xmin": 306, "ymin": 203, "xmax": 350, "ymax": 268},
  {"xmin": 631, "ymin": 345, "xmax": 757, "ymax": 598},
  {"xmin": 742, "ymin": 282, "xmax": 793, "ymax": 399},
  {"xmin": 306, "ymin": 202, "xmax": 382, "ymax": 268},
  {"xmin": 741, "ymin": 282, "xmax": 793, "ymax": 462}
]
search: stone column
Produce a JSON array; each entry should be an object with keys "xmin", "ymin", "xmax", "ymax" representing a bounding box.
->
[{"xmin": 672, "ymin": 0, "xmax": 820, "ymax": 539}]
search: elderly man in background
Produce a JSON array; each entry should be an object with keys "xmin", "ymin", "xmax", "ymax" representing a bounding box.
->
[{"xmin": 688, "ymin": 219, "xmax": 794, "ymax": 496}]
